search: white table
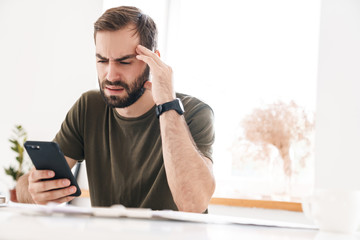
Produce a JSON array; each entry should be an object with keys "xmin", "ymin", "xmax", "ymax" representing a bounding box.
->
[{"xmin": 0, "ymin": 206, "xmax": 358, "ymax": 240}]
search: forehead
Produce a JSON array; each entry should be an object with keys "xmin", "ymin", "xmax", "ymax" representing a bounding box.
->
[{"xmin": 95, "ymin": 26, "xmax": 140, "ymax": 58}]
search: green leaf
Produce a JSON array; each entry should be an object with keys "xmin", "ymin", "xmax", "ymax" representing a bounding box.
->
[
  {"xmin": 4, "ymin": 167, "xmax": 17, "ymax": 181},
  {"xmin": 6, "ymin": 124, "xmax": 29, "ymax": 182},
  {"xmin": 16, "ymin": 171, "xmax": 24, "ymax": 181}
]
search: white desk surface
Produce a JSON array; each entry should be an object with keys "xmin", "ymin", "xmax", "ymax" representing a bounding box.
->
[{"xmin": 0, "ymin": 206, "xmax": 359, "ymax": 240}]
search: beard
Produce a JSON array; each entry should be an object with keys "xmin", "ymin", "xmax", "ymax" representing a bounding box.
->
[{"xmin": 99, "ymin": 66, "xmax": 149, "ymax": 108}]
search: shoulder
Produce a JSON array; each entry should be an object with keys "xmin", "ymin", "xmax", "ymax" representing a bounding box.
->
[
  {"xmin": 77, "ymin": 90, "xmax": 106, "ymax": 108},
  {"xmin": 68, "ymin": 90, "xmax": 107, "ymax": 117},
  {"xmin": 80, "ymin": 90, "xmax": 103, "ymax": 102},
  {"xmin": 176, "ymin": 92, "xmax": 214, "ymax": 121}
]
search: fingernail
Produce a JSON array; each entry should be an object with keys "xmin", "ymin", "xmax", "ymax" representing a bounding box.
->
[
  {"xmin": 69, "ymin": 186, "xmax": 76, "ymax": 193},
  {"xmin": 62, "ymin": 179, "xmax": 70, "ymax": 186},
  {"xmin": 48, "ymin": 171, "xmax": 55, "ymax": 177}
]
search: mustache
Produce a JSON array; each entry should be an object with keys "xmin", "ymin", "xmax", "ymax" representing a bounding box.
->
[{"xmin": 102, "ymin": 79, "xmax": 130, "ymax": 91}]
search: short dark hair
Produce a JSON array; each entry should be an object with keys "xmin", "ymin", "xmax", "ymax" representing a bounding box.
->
[{"xmin": 94, "ymin": 6, "xmax": 158, "ymax": 50}]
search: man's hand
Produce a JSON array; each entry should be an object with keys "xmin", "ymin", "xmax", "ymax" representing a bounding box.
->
[
  {"xmin": 136, "ymin": 45, "xmax": 175, "ymax": 105},
  {"xmin": 27, "ymin": 168, "xmax": 77, "ymax": 205}
]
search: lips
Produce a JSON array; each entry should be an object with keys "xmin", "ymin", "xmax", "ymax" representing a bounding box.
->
[
  {"xmin": 104, "ymin": 86, "xmax": 125, "ymax": 95},
  {"xmin": 106, "ymin": 86, "xmax": 124, "ymax": 91}
]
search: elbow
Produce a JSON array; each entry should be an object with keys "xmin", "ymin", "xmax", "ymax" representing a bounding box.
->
[
  {"xmin": 177, "ymin": 179, "xmax": 216, "ymax": 213},
  {"xmin": 177, "ymin": 203, "xmax": 207, "ymax": 213}
]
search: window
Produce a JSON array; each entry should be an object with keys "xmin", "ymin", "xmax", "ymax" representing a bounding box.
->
[
  {"xmin": 104, "ymin": 0, "xmax": 321, "ymax": 202},
  {"xmin": 168, "ymin": 0, "xmax": 320, "ymax": 201}
]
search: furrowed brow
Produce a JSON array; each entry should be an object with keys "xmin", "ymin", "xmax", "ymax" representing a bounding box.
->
[
  {"xmin": 114, "ymin": 54, "xmax": 137, "ymax": 62},
  {"xmin": 96, "ymin": 53, "xmax": 136, "ymax": 62},
  {"xmin": 96, "ymin": 53, "xmax": 107, "ymax": 60}
]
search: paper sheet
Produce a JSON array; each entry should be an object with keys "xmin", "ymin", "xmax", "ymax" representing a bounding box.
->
[
  {"xmin": 152, "ymin": 210, "xmax": 317, "ymax": 229},
  {"xmin": 0, "ymin": 201, "xmax": 317, "ymax": 230}
]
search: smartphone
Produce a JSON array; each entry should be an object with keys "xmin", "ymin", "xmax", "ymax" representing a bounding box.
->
[{"xmin": 24, "ymin": 141, "xmax": 81, "ymax": 197}]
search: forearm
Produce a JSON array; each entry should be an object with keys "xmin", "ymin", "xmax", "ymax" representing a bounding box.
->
[
  {"xmin": 16, "ymin": 173, "xmax": 35, "ymax": 203},
  {"xmin": 136, "ymin": 44, "xmax": 215, "ymax": 212},
  {"xmin": 160, "ymin": 111, "xmax": 215, "ymax": 213}
]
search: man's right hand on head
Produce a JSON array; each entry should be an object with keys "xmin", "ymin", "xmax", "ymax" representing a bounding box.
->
[{"xmin": 27, "ymin": 169, "xmax": 77, "ymax": 205}]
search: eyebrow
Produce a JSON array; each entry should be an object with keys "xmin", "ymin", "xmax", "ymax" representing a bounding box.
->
[{"xmin": 96, "ymin": 53, "xmax": 136, "ymax": 62}]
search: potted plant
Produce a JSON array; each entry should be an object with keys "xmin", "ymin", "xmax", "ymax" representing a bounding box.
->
[
  {"xmin": 4, "ymin": 125, "xmax": 29, "ymax": 202},
  {"xmin": 231, "ymin": 100, "xmax": 314, "ymax": 198}
]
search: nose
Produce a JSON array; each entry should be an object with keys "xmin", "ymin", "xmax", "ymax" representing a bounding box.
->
[{"xmin": 106, "ymin": 61, "xmax": 120, "ymax": 82}]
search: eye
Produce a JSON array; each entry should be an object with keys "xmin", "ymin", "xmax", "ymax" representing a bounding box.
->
[
  {"xmin": 119, "ymin": 61, "xmax": 131, "ymax": 65},
  {"xmin": 97, "ymin": 60, "xmax": 108, "ymax": 63}
]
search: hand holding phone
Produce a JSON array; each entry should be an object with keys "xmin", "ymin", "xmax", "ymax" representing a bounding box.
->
[{"xmin": 24, "ymin": 141, "xmax": 81, "ymax": 204}]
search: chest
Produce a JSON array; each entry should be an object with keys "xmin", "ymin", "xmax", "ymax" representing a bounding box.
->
[{"xmin": 83, "ymin": 112, "xmax": 163, "ymax": 180}]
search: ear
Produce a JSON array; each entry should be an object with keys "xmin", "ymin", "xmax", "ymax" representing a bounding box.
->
[
  {"xmin": 155, "ymin": 50, "xmax": 160, "ymax": 57},
  {"xmin": 144, "ymin": 81, "xmax": 152, "ymax": 90}
]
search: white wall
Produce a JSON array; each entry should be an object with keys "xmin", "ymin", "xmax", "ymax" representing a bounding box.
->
[
  {"xmin": 0, "ymin": 0, "xmax": 103, "ymax": 192},
  {"xmin": 315, "ymin": 0, "xmax": 360, "ymax": 190}
]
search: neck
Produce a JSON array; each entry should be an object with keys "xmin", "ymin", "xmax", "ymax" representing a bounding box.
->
[{"xmin": 115, "ymin": 90, "xmax": 155, "ymax": 118}]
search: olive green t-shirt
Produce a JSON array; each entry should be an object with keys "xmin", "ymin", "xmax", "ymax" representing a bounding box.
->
[{"xmin": 54, "ymin": 90, "xmax": 215, "ymax": 210}]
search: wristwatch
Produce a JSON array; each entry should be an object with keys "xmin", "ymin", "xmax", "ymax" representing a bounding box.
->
[{"xmin": 156, "ymin": 98, "xmax": 184, "ymax": 118}]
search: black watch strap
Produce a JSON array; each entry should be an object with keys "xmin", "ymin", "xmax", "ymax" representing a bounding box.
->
[{"xmin": 156, "ymin": 98, "xmax": 184, "ymax": 118}]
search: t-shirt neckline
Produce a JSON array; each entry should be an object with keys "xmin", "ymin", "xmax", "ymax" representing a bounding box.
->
[{"xmin": 112, "ymin": 104, "xmax": 156, "ymax": 122}]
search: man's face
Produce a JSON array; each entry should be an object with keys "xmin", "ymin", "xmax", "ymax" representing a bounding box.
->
[{"xmin": 95, "ymin": 26, "xmax": 148, "ymax": 108}]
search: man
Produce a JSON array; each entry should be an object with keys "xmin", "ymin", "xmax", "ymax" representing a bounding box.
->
[{"xmin": 16, "ymin": 6, "xmax": 215, "ymax": 213}]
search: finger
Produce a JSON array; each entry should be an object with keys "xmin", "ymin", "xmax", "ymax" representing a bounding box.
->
[
  {"xmin": 136, "ymin": 45, "xmax": 163, "ymax": 66},
  {"xmin": 136, "ymin": 54, "xmax": 160, "ymax": 71},
  {"xmin": 33, "ymin": 186, "xmax": 77, "ymax": 203},
  {"xmin": 28, "ymin": 170, "xmax": 55, "ymax": 182},
  {"xmin": 136, "ymin": 44, "xmax": 156, "ymax": 57},
  {"xmin": 30, "ymin": 178, "xmax": 71, "ymax": 193},
  {"xmin": 52, "ymin": 196, "xmax": 76, "ymax": 204}
]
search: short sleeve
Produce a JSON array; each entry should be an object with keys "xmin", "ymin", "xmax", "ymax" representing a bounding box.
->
[
  {"xmin": 53, "ymin": 95, "xmax": 85, "ymax": 161},
  {"xmin": 185, "ymin": 105, "xmax": 215, "ymax": 162}
]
